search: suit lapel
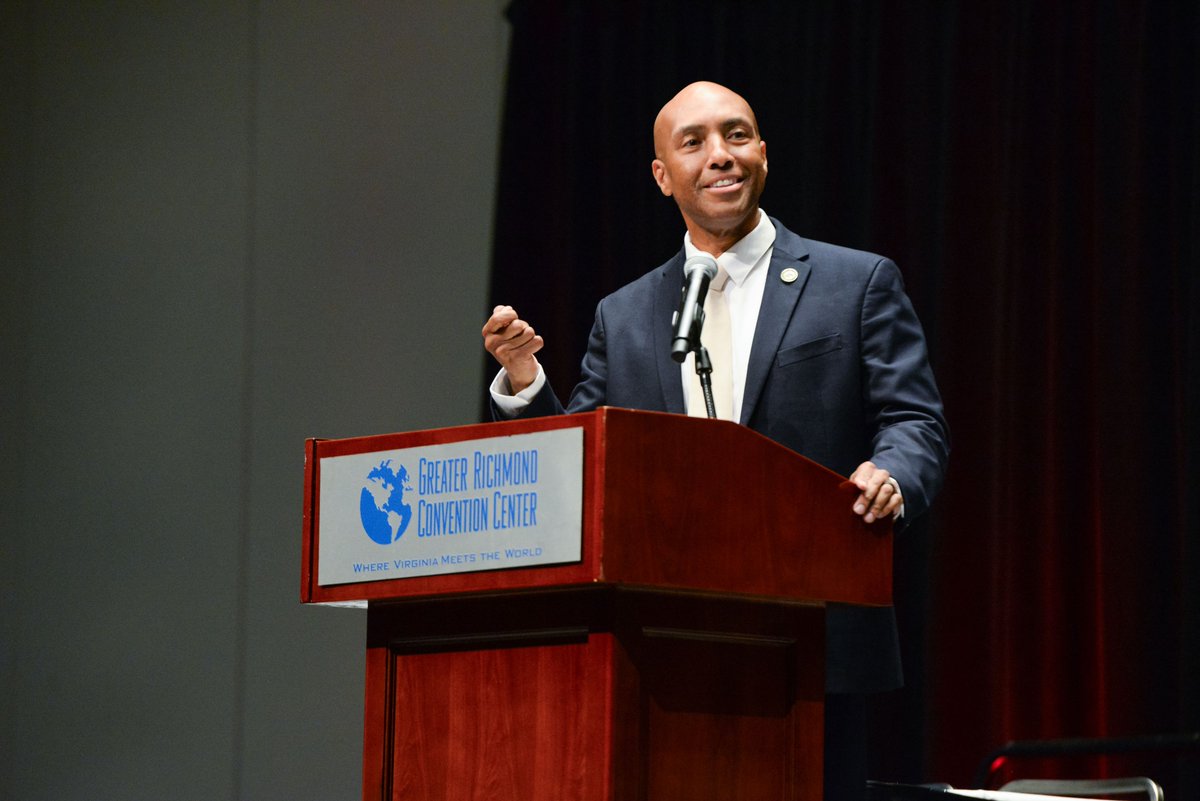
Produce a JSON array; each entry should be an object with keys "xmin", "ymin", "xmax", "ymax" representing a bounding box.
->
[
  {"xmin": 654, "ymin": 254, "xmax": 687, "ymax": 414},
  {"xmin": 740, "ymin": 226, "xmax": 811, "ymax": 425}
]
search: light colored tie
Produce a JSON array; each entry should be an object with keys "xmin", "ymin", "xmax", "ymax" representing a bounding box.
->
[{"xmin": 686, "ymin": 266, "xmax": 734, "ymax": 421}]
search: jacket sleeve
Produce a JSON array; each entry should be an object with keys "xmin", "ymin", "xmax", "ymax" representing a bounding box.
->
[
  {"xmin": 564, "ymin": 301, "xmax": 611, "ymax": 414},
  {"xmin": 859, "ymin": 258, "xmax": 950, "ymax": 521}
]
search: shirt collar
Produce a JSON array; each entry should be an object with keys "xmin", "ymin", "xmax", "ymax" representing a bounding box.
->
[{"xmin": 683, "ymin": 209, "xmax": 777, "ymax": 288}]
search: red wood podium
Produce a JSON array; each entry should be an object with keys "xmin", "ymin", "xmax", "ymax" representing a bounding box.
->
[{"xmin": 302, "ymin": 408, "xmax": 891, "ymax": 801}]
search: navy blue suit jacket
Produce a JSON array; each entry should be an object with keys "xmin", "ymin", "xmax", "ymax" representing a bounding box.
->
[{"xmin": 507, "ymin": 218, "xmax": 949, "ymax": 692}]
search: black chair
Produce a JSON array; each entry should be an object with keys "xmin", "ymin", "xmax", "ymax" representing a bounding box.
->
[{"xmin": 974, "ymin": 734, "xmax": 1199, "ymax": 796}]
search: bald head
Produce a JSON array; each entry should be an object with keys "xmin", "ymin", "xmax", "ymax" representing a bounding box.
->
[
  {"xmin": 649, "ymin": 81, "xmax": 768, "ymax": 253},
  {"xmin": 648, "ymin": 80, "xmax": 768, "ymax": 250},
  {"xmin": 653, "ymin": 81, "xmax": 760, "ymax": 159}
]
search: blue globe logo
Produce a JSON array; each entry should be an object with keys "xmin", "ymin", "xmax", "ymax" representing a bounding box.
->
[{"xmin": 359, "ymin": 460, "xmax": 413, "ymax": 544}]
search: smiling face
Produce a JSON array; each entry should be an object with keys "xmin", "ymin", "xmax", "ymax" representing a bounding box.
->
[{"xmin": 651, "ymin": 82, "xmax": 768, "ymax": 254}]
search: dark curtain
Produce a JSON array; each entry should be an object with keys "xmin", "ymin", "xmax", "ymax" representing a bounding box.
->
[{"xmin": 487, "ymin": 0, "xmax": 1199, "ymax": 793}]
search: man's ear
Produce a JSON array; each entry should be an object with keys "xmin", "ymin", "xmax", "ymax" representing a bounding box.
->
[
  {"xmin": 760, "ymin": 140, "xmax": 768, "ymax": 174},
  {"xmin": 651, "ymin": 159, "xmax": 673, "ymax": 197}
]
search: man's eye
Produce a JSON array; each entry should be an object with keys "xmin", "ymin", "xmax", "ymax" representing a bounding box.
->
[
  {"xmin": 729, "ymin": 130, "xmax": 749, "ymax": 140},
  {"xmin": 683, "ymin": 138, "xmax": 700, "ymax": 147}
]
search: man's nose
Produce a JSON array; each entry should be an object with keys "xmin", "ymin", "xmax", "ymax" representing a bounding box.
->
[{"xmin": 707, "ymin": 136, "xmax": 733, "ymax": 168}]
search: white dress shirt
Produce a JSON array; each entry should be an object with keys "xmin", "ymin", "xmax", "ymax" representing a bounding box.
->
[{"xmin": 679, "ymin": 210, "xmax": 775, "ymax": 423}]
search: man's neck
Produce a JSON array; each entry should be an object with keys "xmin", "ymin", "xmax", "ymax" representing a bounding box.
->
[{"xmin": 684, "ymin": 209, "xmax": 762, "ymax": 256}]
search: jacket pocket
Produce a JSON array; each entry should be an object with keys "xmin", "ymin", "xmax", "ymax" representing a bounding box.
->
[{"xmin": 776, "ymin": 333, "xmax": 843, "ymax": 367}]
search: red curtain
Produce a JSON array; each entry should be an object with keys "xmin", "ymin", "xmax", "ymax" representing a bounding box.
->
[
  {"xmin": 488, "ymin": 1, "xmax": 1199, "ymax": 794},
  {"xmin": 920, "ymin": 3, "xmax": 1198, "ymax": 788}
]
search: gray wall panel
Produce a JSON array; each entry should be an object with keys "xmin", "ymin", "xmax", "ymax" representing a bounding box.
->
[
  {"xmin": 1, "ymin": 3, "xmax": 507, "ymax": 799},
  {"xmin": 6, "ymin": 3, "xmax": 251, "ymax": 797}
]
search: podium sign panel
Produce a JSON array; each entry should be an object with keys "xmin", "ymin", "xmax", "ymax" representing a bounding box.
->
[{"xmin": 316, "ymin": 427, "xmax": 583, "ymax": 586}]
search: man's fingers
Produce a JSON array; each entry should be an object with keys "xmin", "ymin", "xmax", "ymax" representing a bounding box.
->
[
  {"xmin": 849, "ymin": 460, "xmax": 882, "ymax": 488},
  {"xmin": 484, "ymin": 310, "xmax": 540, "ymax": 360},
  {"xmin": 863, "ymin": 481, "xmax": 896, "ymax": 523},
  {"xmin": 853, "ymin": 468, "xmax": 887, "ymax": 503},
  {"xmin": 849, "ymin": 460, "xmax": 900, "ymax": 523},
  {"xmin": 495, "ymin": 321, "xmax": 536, "ymax": 348},
  {"xmin": 854, "ymin": 483, "xmax": 902, "ymax": 523},
  {"xmin": 854, "ymin": 482, "xmax": 889, "ymax": 516},
  {"xmin": 483, "ymin": 306, "xmax": 518, "ymax": 338},
  {"xmin": 496, "ymin": 328, "xmax": 542, "ymax": 358}
]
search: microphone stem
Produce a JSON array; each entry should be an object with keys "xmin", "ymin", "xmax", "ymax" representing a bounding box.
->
[{"xmin": 694, "ymin": 346, "xmax": 718, "ymax": 419}]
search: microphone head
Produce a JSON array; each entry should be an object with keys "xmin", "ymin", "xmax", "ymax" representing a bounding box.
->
[{"xmin": 683, "ymin": 254, "xmax": 718, "ymax": 280}]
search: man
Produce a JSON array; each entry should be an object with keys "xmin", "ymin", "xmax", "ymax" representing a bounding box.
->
[{"xmin": 483, "ymin": 81, "xmax": 949, "ymax": 798}]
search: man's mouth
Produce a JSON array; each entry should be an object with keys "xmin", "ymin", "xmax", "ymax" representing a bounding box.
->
[{"xmin": 706, "ymin": 176, "xmax": 743, "ymax": 190}]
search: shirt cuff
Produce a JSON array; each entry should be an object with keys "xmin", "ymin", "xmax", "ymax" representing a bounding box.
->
[
  {"xmin": 489, "ymin": 365, "xmax": 547, "ymax": 418},
  {"xmin": 886, "ymin": 476, "xmax": 905, "ymax": 519}
]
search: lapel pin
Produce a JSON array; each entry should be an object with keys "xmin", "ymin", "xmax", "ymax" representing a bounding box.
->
[{"xmin": 780, "ymin": 267, "xmax": 799, "ymax": 284}]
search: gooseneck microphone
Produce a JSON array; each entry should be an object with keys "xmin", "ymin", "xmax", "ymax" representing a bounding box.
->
[{"xmin": 670, "ymin": 254, "xmax": 719, "ymax": 363}]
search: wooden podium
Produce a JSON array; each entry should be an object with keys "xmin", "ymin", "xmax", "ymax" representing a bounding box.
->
[{"xmin": 302, "ymin": 408, "xmax": 892, "ymax": 801}]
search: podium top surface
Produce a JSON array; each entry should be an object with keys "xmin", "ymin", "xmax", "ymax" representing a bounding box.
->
[{"xmin": 301, "ymin": 408, "xmax": 892, "ymax": 607}]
